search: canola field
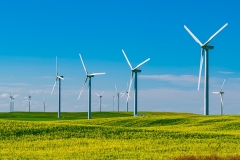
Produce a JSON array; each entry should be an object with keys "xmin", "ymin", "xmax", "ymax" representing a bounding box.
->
[{"xmin": 1, "ymin": 112, "xmax": 240, "ymax": 159}]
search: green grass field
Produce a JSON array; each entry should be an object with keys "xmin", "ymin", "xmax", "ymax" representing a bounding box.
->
[{"xmin": 1, "ymin": 112, "xmax": 240, "ymax": 159}]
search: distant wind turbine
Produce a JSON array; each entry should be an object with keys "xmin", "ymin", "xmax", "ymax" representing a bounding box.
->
[
  {"xmin": 121, "ymin": 82, "xmax": 131, "ymax": 112},
  {"xmin": 25, "ymin": 90, "xmax": 32, "ymax": 112},
  {"xmin": 213, "ymin": 79, "xmax": 225, "ymax": 115},
  {"xmin": 113, "ymin": 96, "xmax": 115, "ymax": 112},
  {"xmin": 8, "ymin": 92, "xmax": 14, "ymax": 112},
  {"xmin": 78, "ymin": 54, "xmax": 105, "ymax": 119},
  {"xmin": 122, "ymin": 49, "xmax": 150, "ymax": 116},
  {"xmin": 42, "ymin": 96, "xmax": 46, "ymax": 112},
  {"xmin": 51, "ymin": 57, "xmax": 64, "ymax": 118},
  {"xmin": 115, "ymin": 85, "xmax": 124, "ymax": 112},
  {"xmin": 95, "ymin": 91, "xmax": 104, "ymax": 112},
  {"xmin": 184, "ymin": 23, "xmax": 228, "ymax": 115}
]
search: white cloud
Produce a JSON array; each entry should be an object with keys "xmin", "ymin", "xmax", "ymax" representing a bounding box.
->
[
  {"xmin": 0, "ymin": 83, "xmax": 30, "ymax": 86},
  {"xmin": 31, "ymin": 90, "xmax": 42, "ymax": 94},
  {"xmin": 139, "ymin": 74, "xmax": 199, "ymax": 86},
  {"xmin": 1, "ymin": 93, "xmax": 9, "ymax": 98},
  {"xmin": 34, "ymin": 76, "xmax": 54, "ymax": 79},
  {"xmin": 218, "ymin": 71, "xmax": 235, "ymax": 74}
]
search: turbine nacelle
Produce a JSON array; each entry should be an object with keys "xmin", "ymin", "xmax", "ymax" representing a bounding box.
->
[
  {"xmin": 202, "ymin": 45, "xmax": 214, "ymax": 50},
  {"xmin": 132, "ymin": 69, "xmax": 141, "ymax": 72},
  {"xmin": 57, "ymin": 75, "xmax": 64, "ymax": 80}
]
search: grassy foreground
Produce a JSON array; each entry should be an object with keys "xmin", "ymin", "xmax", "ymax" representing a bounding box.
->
[{"xmin": 1, "ymin": 112, "xmax": 240, "ymax": 159}]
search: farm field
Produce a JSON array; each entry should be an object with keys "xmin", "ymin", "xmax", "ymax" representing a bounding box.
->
[{"xmin": 1, "ymin": 112, "xmax": 240, "ymax": 159}]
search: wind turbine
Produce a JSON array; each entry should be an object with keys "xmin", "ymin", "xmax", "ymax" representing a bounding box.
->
[
  {"xmin": 113, "ymin": 96, "xmax": 115, "ymax": 112},
  {"xmin": 121, "ymin": 82, "xmax": 131, "ymax": 112},
  {"xmin": 25, "ymin": 90, "xmax": 32, "ymax": 112},
  {"xmin": 51, "ymin": 57, "xmax": 64, "ymax": 118},
  {"xmin": 213, "ymin": 79, "xmax": 225, "ymax": 115},
  {"xmin": 95, "ymin": 91, "xmax": 104, "ymax": 112},
  {"xmin": 78, "ymin": 54, "xmax": 105, "ymax": 119},
  {"xmin": 42, "ymin": 96, "xmax": 46, "ymax": 112},
  {"xmin": 8, "ymin": 92, "xmax": 14, "ymax": 112},
  {"xmin": 184, "ymin": 23, "xmax": 228, "ymax": 115},
  {"xmin": 115, "ymin": 85, "xmax": 124, "ymax": 112},
  {"xmin": 122, "ymin": 49, "xmax": 150, "ymax": 116}
]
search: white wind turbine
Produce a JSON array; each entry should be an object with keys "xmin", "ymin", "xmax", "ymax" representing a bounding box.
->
[
  {"xmin": 51, "ymin": 57, "xmax": 64, "ymax": 118},
  {"xmin": 42, "ymin": 96, "xmax": 46, "ymax": 112},
  {"xmin": 114, "ymin": 85, "xmax": 124, "ymax": 112},
  {"xmin": 184, "ymin": 23, "xmax": 228, "ymax": 115},
  {"xmin": 25, "ymin": 90, "xmax": 32, "ymax": 112},
  {"xmin": 95, "ymin": 91, "xmax": 104, "ymax": 112},
  {"xmin": 78, "ymin": 54, "xmax": 105, "ymax": 119},
  {"xmin": 121, "ymin": 82, "xmax": 131, "ymax": 112},
  {"xmin": 8, "ymin": 92, "xmax": 14, "ymax": 112},
  {"xmin": 122, "ymin": 49, "xmax": 150, "ymax": 116},
  {"xmin": 113, "ymin": 96, "xmax": 115, "ymax": 112},
  {"xmin": 213, "ymin": 79, "xmax": 225, "ymax": 115}
]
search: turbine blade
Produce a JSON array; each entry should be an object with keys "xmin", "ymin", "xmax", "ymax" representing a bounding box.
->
[
  {"xmin": 184, "ymin": 25, "xmax": 203, "ymax": 46},
  {"xmin": 95, "ymin": 93, "xmax": 100, "ymax": 96},
  {"xmin": 213, "ymin": 92, "xmax": 220, "ymax": 94},
  {"xmin": 128, "ymin": 72, "xmax": 134, "ymax": 97},
  {"xmin": 79, "ymin": 54, "xmax": 88, "ymax": 75},
  {"xmin": 126, "ymin": 92, "xmax": 131, "ymax": 102},
  {"xmin": 221, "ymin": 79, "xmax": 226, "ymax": 91},
  {"xmin": 128, "ymin": 94, "xmax": 131, "ymax": 100},
  {"xmin": 126, "ymin": 82, "xmax": 128, "ymax": 91},
  {"xmin": 89, "ymin": 73, "xmax": 105, "ymax": 76},
  {"xmin": 115, "ymin": 85, "xmax": 118, "ymax": 92},
  {"xmin": 51, "ymin": 80, "xmax": 57, "ymax": 94},
  {"xmin": 100, "ymin": 91, "xmax": 104, "ymax": 95},
  {"xmin": 220, "ymin": 94, "xmax": 223, "ymax": 107},
  {"xmin": 203, "ymin": 23, "xmax": 228, "ymax": 46},
  {"xmin": 122, "ymin": 49, "xmax": 133, "ymax": 70},
  {"xmin": 198, "ymin": 49, "xmax": 204, "ymax": 90},
  {"xmin": 78, "ymin": 77, "xmax": 88, "ymax": 99},
  {"xmin": 133, "ymin": 58, "xmax": 150, "ymax": 70}
]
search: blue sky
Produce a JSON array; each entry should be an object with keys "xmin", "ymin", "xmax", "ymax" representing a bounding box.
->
[{"xmin": 0, "ymin": 0, "xmax": 240, "ymax": 114}]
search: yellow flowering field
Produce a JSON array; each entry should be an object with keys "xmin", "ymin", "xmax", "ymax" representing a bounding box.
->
[{"xmin": 1, "ymin": 112, "xmax": 240, "ymax": 159}]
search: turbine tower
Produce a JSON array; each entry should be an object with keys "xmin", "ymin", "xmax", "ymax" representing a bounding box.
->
[
  {"xmin": 8, "ymin": 92, "xmax": 14, "ymax": 112},
  {"xmin": 95, "ymin": 91, "xmax": 104, "ymax": 112},
  {"xmin": 184, "ymin": 23, "xmax": 228, "ymax": 115},
  {"xmin": 213, "ymin": 79, "xmax": 225, "ymax": 115},
  {"xmin": 115, "ymin": 85, "xmax": 124, "ymax": 112},
  {"xmin": 121, "ymin": 82, "xmax": 131, "ymax": 112},
  {"xmin": 25, "ymin": 90, "xmax": 32, "ymax": 112},
  {"xmin": 51, "ymin": 57, "xmax": 64, "ymax": 118},
  {"xmin": 42, "ymin": 96, "xmax": 46, "ymax": 112},
  {"xmin": 122, "ymin": 49, "xmax": 150, "ymax": 116},
  {"xmin": 113, "ymin": 96, "xmax": 115, "ymax": 112},
  {"xmin": 78, "ymin": 54, "xmax": 105, "ymax": 119}
]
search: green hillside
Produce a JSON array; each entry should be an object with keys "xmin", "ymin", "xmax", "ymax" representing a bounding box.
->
[{"xmin": 1, "ymin": 112, "xmax": 240, "ymax": 159}]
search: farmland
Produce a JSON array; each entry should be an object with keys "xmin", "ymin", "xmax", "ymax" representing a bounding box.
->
[{"xmin": 1, "ymin": 112, "xmax": 240, "ymax": 159}]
